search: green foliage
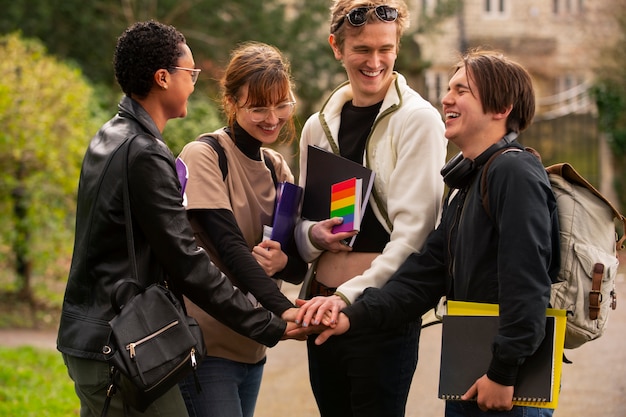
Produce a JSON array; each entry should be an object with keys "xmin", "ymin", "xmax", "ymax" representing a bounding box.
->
[
  {"xmin": 0, "ymin": 346, "xmax": 79, "ymax": 416},
  {"xmin": 0, "ymin": 0, "xmax": 343, "ymax": 118},
  {"xmin": 0, "ymin": 33, "xmax": 102, "ymax": 299},
  {"xmin": 592, "ymin": 0, "xmax": 626, "ymax": 210},
  {"xmin": 163, "ymin": 95, "xmax": 224, "ymax": 155},
  {"xmin": 416, "ymin": 0, "xmax": 462, "ymax": 35},
  {"xmin": 0, "ymin": 0, "xmax": 120, "ymax": 89},
  {"xmin": 0, "ymin": 0, "xmax": 440, "ymax": 309},
  {"xmin": 592, "ymin": 82, "xmax": 626, "ymax": 155}
]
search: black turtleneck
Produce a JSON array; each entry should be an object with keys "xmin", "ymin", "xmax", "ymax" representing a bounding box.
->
[
  {"xmin": 228, "ymin": 122, "xmax": 263, "ymax": 160},
  {"xmin": 338, "ymin": 100, "xmax": 391, "ymax": 252}
]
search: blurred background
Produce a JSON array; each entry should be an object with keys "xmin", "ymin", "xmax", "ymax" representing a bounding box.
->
[{"xmin": 0, "ymin": 0, "xmax": 624, "ymax": 355}]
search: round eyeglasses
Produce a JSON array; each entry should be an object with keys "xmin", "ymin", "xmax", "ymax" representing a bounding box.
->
[
  {"xmin": 333, "ymin": 5, "xmax": 398, "ymax": 32},
  {"xmin": 172, "ymin": 66, "xmax": 201, "ymax": 85},
  {"xmin": 243, "ymin": 101, "xmax": 296, "ymax": 123}
]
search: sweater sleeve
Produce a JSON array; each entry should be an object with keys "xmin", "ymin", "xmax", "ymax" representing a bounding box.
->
[
  {"xmin": 188, "ymin": 208, "xmax": 295, "ymax": 315},
  {"xmin": 343, "ymin": 220, "xmax": 448, "ymax": 330},
  {"xmin": 336, "ymin": 105, "xmax": 447, "ymax": 304}
]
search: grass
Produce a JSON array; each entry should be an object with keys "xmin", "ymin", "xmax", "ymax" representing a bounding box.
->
[{"xmin": 0, "ymin": 346, "xmax": 79, "ymax": 416}]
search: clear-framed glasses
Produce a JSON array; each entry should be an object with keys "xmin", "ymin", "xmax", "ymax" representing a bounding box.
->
[
  {"xmin": 243, "ymin": 101, "xmax": 296, "ymax": 123},
  {"xmin": 172, "ymin": 66, "xmax": 201, "ymax": 85},
  {"xmin": 333, "ymin": 5, "xmax": 398, "ymax": 32}
]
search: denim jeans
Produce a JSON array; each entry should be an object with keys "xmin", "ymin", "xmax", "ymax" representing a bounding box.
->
[
  {"xmin": 445, "ymin": 401, "xmax": 554, "ymax": 417},
  {"xmin": 178, "ymin": 355, "xmax": 266, "ymax": 417},
  {"xmin": 62, "ymin": 353, "xmax": 188, "ymax": 417},
  {"xmin": 307, "ymin": 320, "xmax": 420, "ymax": 417}
]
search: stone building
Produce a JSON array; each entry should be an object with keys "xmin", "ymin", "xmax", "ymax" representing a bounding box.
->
[
  {"xmin": 405, "ymin": 0, "xmax": 622, "ymax": 192},
  {"xmin": 413, "ymin": 0, "xmax": 616, "ymax": 119}
]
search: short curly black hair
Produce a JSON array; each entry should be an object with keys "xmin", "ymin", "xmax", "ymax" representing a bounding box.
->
[{"xmin": 114, "ymin": 20, "xmax": 186, "ymax": 98}]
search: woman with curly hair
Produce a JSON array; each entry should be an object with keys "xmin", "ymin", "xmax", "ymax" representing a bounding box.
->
[{"xmin": 57, "ymin": 21, "xmax": 298, "ymax": 417}]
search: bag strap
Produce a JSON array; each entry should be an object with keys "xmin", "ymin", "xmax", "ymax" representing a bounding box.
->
[
  {"xmin": 264, "ymin": 151, "xmax": 278, "ymax": 187},
  {"xmin": 100, "ymin": 368, "xmax": 120, "ymax": 417},
  {"xmin": 101, "ymin": 136, "xmax": 140, "ymax": 417},
  {"xmin": 480, "ymin": 147, "xmax": 524, "ymax": 220},
  {"xmin": 589, "ymin": 263, "xmax": 605, "ymax": 320},
  {"xmin": 196, "ymin": 134, "xmax": 278, "ymax": 186},
  {"xmin": 122, "ymin": 135, "xmax": 140, "ymax": 282},
  {"xmin": 197, "ymin": 135, "xmax": 228, "ymax": 180}
]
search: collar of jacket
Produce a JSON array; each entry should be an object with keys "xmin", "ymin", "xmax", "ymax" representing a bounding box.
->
[
  {"xmin": 317, "ymin": 72, "xmax": 404, "ymax": 155},
  {"xmin": 117, "ymin": 95, "xmax": 164, "ymax": 142}
]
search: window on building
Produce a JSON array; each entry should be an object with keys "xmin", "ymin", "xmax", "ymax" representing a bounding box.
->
[
  {"xmin": 555, "ymin": 74, "xmax": 589, "ymax": 113},
  {"xmin": 425, "ymin": 70, "xmax": 448, "ymax": 106},
  {"xmin": 483, "ymin": 0, "xmax": 507, "ymax": 17},
  {"xmin": 552, "ymin": 0, "xmax": 585, "ymax": 15}
]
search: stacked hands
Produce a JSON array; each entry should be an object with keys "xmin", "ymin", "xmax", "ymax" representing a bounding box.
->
[
  {"xmin": 276, "ymin": 217, "xmax": 357, "ymax": 344},
  {"xmin": 281, "ymin": 295, "xmax": 351, "ymax": 344},
  {"xmin": 273, "ymin": 217, "xmax": 519, "ymax": 413}
]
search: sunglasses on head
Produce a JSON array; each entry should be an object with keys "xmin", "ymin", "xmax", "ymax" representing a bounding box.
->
[{"xmin": 333, "ymin": 5, "xmax": 398, "ymax": 32}]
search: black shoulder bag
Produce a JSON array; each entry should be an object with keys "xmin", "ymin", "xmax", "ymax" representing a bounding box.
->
[{"xmin": 101, "ymin": 136, "xmax": 206, "ymax": 415}]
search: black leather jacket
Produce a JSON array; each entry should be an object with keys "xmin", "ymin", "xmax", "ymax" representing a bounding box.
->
[{"xmin": 57, "ymin": 96, "xmax": 285, "ymax": 361}]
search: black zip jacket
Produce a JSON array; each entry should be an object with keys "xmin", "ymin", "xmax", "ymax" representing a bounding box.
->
[
  {"xmin": 57, "ymin": 96, "xmax": 285, "ymax": 361},
  {"xmin": 344, "ymin": 145, "xmax": 560, "ymax": 386}
]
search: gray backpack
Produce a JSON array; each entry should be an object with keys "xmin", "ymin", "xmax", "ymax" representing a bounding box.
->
[{"xmin": 481, "ymin": 147, "xmax": 625, "ymax": 349}]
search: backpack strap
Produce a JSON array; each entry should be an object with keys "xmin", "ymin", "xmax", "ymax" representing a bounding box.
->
[
  {"xmin": 263, "ymin": 152, "xmax": 278, "ymax": 187},
  {"xmin": 197, "ymin": 135, "xmax": 228, "ymax": 180},
  {"xmin": 480, "ymin": 147, "xmax": 525, "ymax": 220},
  {"xmin": 589, "ymin": 263, "xmax": 605, "ymax": 320},
  {"xmin": 196, "ymin": 134, "xmax": 278, "ymax": 186}
]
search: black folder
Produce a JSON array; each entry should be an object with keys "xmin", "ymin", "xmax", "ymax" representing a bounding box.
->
[
  {"xmin": 301, "ymin": 145, "xmax": 375, "ymax": 218},
  {"xmin": 438, "ymin": 315, "xmax": 556, "ymax": 403}
]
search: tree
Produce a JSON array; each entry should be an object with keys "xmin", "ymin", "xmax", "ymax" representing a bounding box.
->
[
  {"xmin": 163, "ymin": 96, "xmax": 223, "ymax": 155},
  {"xmin": 0, "ymin": 32, "xmax": 101, "ymax": 305},
  {"xmin": 592, "ymin": 0, "xmax": 626, "ymax": 210},
  {"xmin": 0, "ymin": 0, "xmax": 339, "ymax": 118}
]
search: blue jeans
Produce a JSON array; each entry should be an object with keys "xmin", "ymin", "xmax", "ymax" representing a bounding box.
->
[
  {"xmin": 307, "ymin": 320, "xmax": 420, "ymax": 417},
  {"xmin": 178, "ymin": 356, "xmax": 265, "ymax": 417},
  {"xmin": 445, "ymin": 401, "xmax": 554, "ymax": 417}
]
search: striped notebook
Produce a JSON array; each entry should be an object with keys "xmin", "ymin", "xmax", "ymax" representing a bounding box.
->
[{"xmin": 330, "ymin": 177, "xmax": 362, "ymax": 233}]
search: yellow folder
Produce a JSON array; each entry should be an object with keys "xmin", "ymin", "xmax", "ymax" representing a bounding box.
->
[{"xmin": 445, "ymin": 301, "xmax": 567, "ymax": 409}]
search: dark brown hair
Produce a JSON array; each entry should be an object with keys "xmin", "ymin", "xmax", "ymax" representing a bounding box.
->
[{"xmin": 456, "ymin": 49, "xmax": 536, "ymax": 133}]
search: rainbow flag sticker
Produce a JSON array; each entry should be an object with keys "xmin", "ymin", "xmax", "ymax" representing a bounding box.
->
[{"xmin": 330, "ymin": 177, "xmax": 362, "ymax": 233}]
